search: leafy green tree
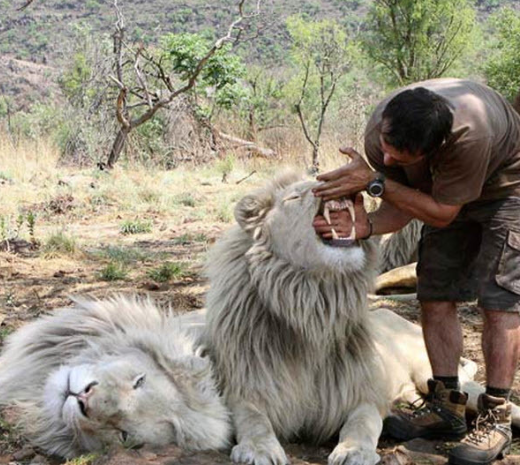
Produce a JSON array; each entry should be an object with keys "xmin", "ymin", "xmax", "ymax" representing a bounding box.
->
[
  {"xmin": 484, "ymin": 7, "xmax": 520, "ymax": 107},
  {"xmin": 161, "ymin": 33, "xmax": 246, "ymax": 126},
  {"xmin": 233, "ymin": 66, "xmax": 286, "ymax": 141},
  {"xmin": 287, "ymin": 15, "xmax": 358, "ymax": 171},
  {"xmin": 364, "ymin": 0, "xmax": 477, "ymax": 86}
]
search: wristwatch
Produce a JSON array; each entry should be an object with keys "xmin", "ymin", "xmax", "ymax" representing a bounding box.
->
[{"xmin": 366, "ymin": 172, "xmax": 386, "ymax": 198}]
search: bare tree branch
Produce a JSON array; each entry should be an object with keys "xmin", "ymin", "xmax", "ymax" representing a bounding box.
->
[
  {"xmin": 17, "ymin": 0, "xmax": 35, "ymax": 10},
  {"xmin": 106, "ymin": 0, "xmax": 263, "ymax": 168}
]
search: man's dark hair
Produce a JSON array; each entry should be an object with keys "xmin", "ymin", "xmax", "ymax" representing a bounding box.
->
[{"xmin": 381, "ymin": 87, "xmax": 453, "ymax": 156}]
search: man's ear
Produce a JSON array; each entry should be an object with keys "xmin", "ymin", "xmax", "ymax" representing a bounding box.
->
[{"xmin": 234, "ymin": 191, "xmax": 273, "ymax": 234}]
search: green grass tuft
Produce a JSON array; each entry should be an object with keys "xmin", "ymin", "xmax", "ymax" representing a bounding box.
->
[
  {"xmin": 147, "ymin": 262, "xmax": 188, "ymax": 283},
  {"xmin": 0, "ymin": 327, "xmax": 13, "ymax": 343},
  {"xmin": 93, "ymin": 245, "xmax": 156, "ymax": 264},
  {"xmin": 99, "ymin": 262, "xmax": 127, "ymax": 281},
  {"xmin": 42, "ymin": 231, "xmax": 78, "ymax": 257},
  {"xmin": 119, "ymin": 219, "xmax": 152, "ymax": 235},
  {"xmin": 64, "ymin": 453, "xmax": 100, "ymax": 465},
  {"xmin": 172, "ymin": 193, "xmax": 197, "ymax": 207},
  {"xmin": 215, "ymin": 203, "xmax": 234, "ymax": 223}
]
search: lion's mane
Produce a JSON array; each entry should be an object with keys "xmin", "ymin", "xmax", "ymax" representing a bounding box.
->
[{"xmin": 205, "ymin": 172, "xmax": 388, "ymax": 443}]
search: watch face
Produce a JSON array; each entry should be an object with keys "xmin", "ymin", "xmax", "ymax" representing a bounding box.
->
[{"xmin": 368, "ymin": 181, "xmax": 384, "ymax": 197}]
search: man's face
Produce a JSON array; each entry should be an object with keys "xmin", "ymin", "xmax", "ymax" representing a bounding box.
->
[{"xmin": 379, "ymin": 135, "xmax": 425, "ymax": 167}]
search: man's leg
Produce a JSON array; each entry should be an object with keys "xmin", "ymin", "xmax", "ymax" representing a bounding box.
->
[
  {"xmin": 384, "ymin": 216, "xmax": 475, "ymax": 441},
  {"xmin": 421, "ymin": 301, "xmax": 463, "ymax": 378},
  {"xmin": 482, "ymin": 309, "xmax": 520, "ymax": 390},
  {"xmin": 384, "ymin": 301, "xmax": 468, "ymax": 441},
  {"xmin": 449, "ymin": 310, "xmax": 519, "ymax": 465}
]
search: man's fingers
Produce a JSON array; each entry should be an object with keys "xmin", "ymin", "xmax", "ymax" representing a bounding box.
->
[
  {"xmin": 319, "ymin": 187, "xmax": 355, "ymax": 201},
  {"xmin": 354, "ymin": 193, "xmax": 366, "ymax": 213},
  {"xmin": 315, "ymin": 165, "xmax": 350, "ymax": 182},
  {"xmin": 314, "ymin": 224, "xmax": 332, "ymax": 234},
  {"xmin": 339, "ymin": 146, "xmax": 362, "ymax": 160},
  {"xmin": 313, "ymin": 177, "xmax": 349, "ymax": 195}
]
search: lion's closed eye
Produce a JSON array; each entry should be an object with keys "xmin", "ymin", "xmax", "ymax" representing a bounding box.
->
[{"xmin": 282, "ymin": 195, "xmax": 301, "ymax": 203}]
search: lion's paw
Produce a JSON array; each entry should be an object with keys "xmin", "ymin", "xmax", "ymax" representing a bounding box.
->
[
  {"xmin": 328, "ymin": 444, "xmax": 379, "ymax": 465},
  {"xmin": 231, "ymin": 438, "xmax": 289, "ymax": 465}
]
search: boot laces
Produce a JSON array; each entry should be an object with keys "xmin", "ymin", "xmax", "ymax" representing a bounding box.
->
[
  {"xmin": 464, "ymin": 409, "xmax": 499, "ymax": 446},
  {"xmin": 408, "ymin": 394, "xmax": 439, "ymax": 418}
]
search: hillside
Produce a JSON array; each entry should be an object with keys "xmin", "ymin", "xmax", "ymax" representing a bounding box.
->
[
  {"xmin": 2, "ymin": 0, "xmax": 518, "ymax": 66},
  {"xmin": 0, "ymin": 0, "xmax": 518, "ymax": 111},
  {"xmin": 0, "ymin": 0, "xmax": 370, "ymax": 65}
]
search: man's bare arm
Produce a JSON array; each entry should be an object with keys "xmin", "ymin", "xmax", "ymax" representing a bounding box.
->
[
  {"xmin": 313, "ymin": 147, "xmax": 462, "ymax": 229},
  {"xmin": 368, "ymin": 201, "xmax": 413, "ymax": 236},
  {"xmin": 382, "ymin": 179, "xmax": 461, "ymax": 228}
]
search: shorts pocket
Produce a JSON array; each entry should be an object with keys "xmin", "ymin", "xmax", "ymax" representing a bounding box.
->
[{"xmin": 496, "ymin": 230, "xmax": 520, "ymax": 295}]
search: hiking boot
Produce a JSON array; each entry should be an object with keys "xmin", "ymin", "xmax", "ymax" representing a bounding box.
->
[
  {"xmin": 448, "ymin": 393, "xmax": 512, "ymax": 465},
  {"xmin": 384, "ymin": 379, "xmax": 468, "ymax": 441}
]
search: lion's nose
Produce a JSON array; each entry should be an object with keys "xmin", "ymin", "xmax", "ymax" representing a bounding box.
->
[
  {"xmin": 76, "ymin": 381, "xmax": 98, "ymax": 417},
  {"xmin": 77, "ymin": 396, "xmax": 88, "ymax": 417}
]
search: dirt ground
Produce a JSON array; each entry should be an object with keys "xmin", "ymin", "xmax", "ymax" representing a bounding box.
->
[{"xmin": 0, "ymin": 168, "xmax": 519, "ymax": 465}]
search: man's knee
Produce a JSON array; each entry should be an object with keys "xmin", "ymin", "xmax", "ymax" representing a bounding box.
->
[
  {"xmin": 481, "ymin": 308, "xmax": 520, "ymax": 330},
  {"xmin": 421, "ymin": 300, "xmax": 458, "ymax": 318}
]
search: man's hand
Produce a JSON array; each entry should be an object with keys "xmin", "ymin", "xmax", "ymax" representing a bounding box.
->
[
  {"xmin": 312, "ymin": 147, "xmax": 376, "ymax": 201},
  {"xmin": 313, "ymin": 194, "xmax": 371, "ymax": 240}
]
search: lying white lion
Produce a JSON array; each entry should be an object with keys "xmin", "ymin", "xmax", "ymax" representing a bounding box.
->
[
  {"xmin": 203, "ymin": 172, "xmax": 517, "ymax": 465},
  {"xmin": 0, "ymin": 297, "xmax": 231, "ymax": 458}
]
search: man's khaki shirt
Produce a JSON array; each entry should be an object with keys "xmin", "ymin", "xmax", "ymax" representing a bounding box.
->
[{"xmin": 365, "ymin": 78, "xmax": 520, "ymax": 205}]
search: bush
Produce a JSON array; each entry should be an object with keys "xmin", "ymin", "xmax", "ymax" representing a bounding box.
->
[{"xmin": 484, "ymin": 8, "xmax": 520, "ymax": 102}]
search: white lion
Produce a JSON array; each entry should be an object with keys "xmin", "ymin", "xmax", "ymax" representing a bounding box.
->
[
  {"xmin": 203, "ymin": 172, "xmax": 506, "ymax": 465},
  {"xmin": 0, "ymin": 297, "xmax": 231, "ymax": 458}
]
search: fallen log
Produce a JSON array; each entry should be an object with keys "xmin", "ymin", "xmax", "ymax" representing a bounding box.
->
[
  {"xmin": 375, "ymin": 262, "xmax": 417, "ymax": 293},
  {"xmin": 217, "ymin": 131, "xmax": 276, "ymax": 158}
]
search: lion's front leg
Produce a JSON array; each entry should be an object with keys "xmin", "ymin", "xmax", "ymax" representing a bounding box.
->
[
  {"xmin": 328, "ymin": 403, "xmax": 382, "ymax": 465},
  {"xmin": 230, "ymin": 400, "xmax": 289, "ymax": 465}
]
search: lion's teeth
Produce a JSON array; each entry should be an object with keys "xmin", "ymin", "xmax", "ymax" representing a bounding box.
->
[
  {"xmin": 323, "ymin": 205, "xmax": 331, "ymax": 225},
  {"xmin": 346, "ymin": 200, "xmax": 356, "ymax": 240},
  {"xmin": 331, "ymin": 227, "xmax": 339, "ymax": 240}
]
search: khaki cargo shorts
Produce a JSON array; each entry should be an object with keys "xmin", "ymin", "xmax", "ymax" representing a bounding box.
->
[{"xmin": 417, "ymin": 196, "xmax": 520, "ymax": 312}]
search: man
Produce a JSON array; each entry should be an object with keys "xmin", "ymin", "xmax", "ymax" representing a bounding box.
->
[{"xmin": 312, "ymin": 78, "xmax": 520, "ymax": 465}]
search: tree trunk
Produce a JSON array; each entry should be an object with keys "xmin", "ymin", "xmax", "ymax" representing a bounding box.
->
[
  {"xmin": 311, "ymin": 143, "xmax": 320, "ymax": 174},
  {"xmin": 247, "ymin": 109, "xmax": 258, "ymax": 142},
  {"xmin": 513, "ymin": 90, "xmax": 520, "ymax": 115},
  {"xmin": 106, "ymin": 127, "xmax": 131, "ymax": 169}
]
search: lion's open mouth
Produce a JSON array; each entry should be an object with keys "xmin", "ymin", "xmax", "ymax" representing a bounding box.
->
[{"xmin": 319, "ymin": 197, "xmax": 357, "ymax": 247}]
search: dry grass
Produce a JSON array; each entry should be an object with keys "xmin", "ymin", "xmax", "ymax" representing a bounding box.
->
[{"xmin": 0, "ymin": 128, "xmax": 361, "ymax": 269}]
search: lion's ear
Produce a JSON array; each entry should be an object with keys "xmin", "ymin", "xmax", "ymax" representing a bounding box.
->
[{"xmin": 234, "ymin": 192, "xmax": 273, "ymax": 234}]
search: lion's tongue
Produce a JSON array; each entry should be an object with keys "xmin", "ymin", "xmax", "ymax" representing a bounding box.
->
[{"xmin": 323, "ymin": 199, "xmax": 356, "ymax": 240}]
